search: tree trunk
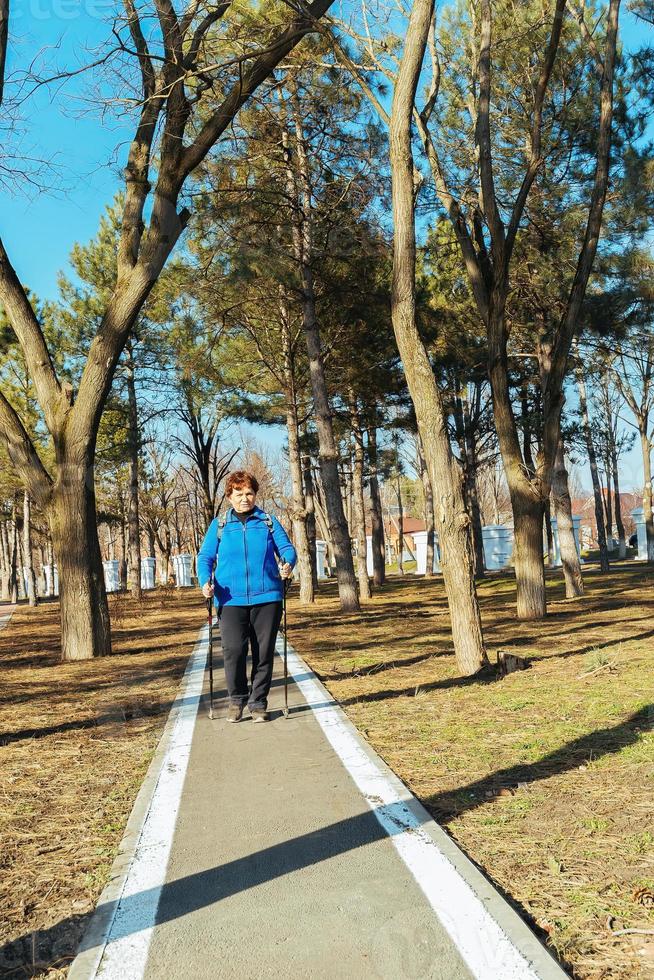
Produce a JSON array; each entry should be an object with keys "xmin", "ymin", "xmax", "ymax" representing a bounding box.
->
[
  {"xmin": 389, "ymin": 0, "xmax": 487, "ymax": 674},
  {"xmin": 492, "ymin": 325, "xmax": 547, "ymax": 618},
  {"xmin": 23, "ymin": 491, "xmax": 38, "ymax": 606},
  {"xmin": 47, "ymin": 454, "xmax": 111, "ymax": 659},
  {"xmin": 278, "ymin": 288, "xmax": 314, "ymax": 604},
  {"xmin": 462, "ymin": 402, "xmax": 486, "ymax": 579},
  {"xmin": 145, "ymin": 523, "xmax": 156, "ymax": 559},
  {"xmin": 0, "ymin": 520, "xmax": 7, "ymax": 600},
  {"xmin": 349, "ymin": 399, "xmax": 372, "ymax": 600},
  {"xmin": 287, "ymin": 109, "xmax": 359, "ymax": 612},
  {"xmin": 604, "ymin": 459, "xmax": 614, "ymax": 551},
  {"xmin": 8, "ymin": 500, "xmax": 17, "ymax": 603},
  {"xmin": 285, "ymin": 397, "xmax": 314, "ymax": 604},
  {"xmin": 46, "ymin": 534, "xmax": 55, "ymax": 596},
  {"xmin": 304, "ymin": 345, "xmax": 357, "ymax": 607},
  {"xmin": 640, "ymin": 429, "xmax": 654, "ymax": 561},
  {"xmin": 417, "ymin": 435, "xmax": 436, "ymax": 578},
  {"xmin": 125, "ymin": 339, "xmax": 142, "ymax": 601},
  {"xmin": 395, "ymin": 475, "xmax": 404, "ymax": 575},
  {"xmin": 611, "ymin": 447, "xmax": 626, "ymax": 558},
  {"xmin": 551, "ymin": 437, "xmax": 584, "ymax": 598},
  {"xmin": 574, "ymin": 356, "xmax": 609, "ymax": 571},
  {"xmin": 301, "ymin": 450, "xmax": 318, "ymax": 592},
  {"xmin": 512, "ymin": 491, "xmax": 547, "ymax": 619},
  {"xmin": 544, "ymin": 497, "xmax": 555, "ymax": 566},
  {"xmin": 367, "ymin": 423, "xmax": 386, "ymax": 585}
]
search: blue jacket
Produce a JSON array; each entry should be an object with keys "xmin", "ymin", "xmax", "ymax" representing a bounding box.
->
[{"xmin": 197, "ymin": 507, "xmax": 297, "ymax": 607}]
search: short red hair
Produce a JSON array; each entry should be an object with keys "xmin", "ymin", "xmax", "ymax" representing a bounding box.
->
[{"xmin": 226, "ymin": 470, "xmax": 259, "ymax": 496}]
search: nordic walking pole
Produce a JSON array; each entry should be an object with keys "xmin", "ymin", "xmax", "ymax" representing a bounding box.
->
[
  {"xmin": 206, "ymin": 587, "xmax": 215, "ymax": 721},
  {"xmin": 282, "ymin": 577, "xmax": 290, "ymax": 719}
]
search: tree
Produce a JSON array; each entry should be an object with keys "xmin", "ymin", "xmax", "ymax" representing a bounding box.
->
[
  {"xmin": 0, "ymin": 0, "xmax": 338, "ymax": 659},
  {"xmin": 388, "ymin": 0, "xmax": 488, "ymax": 675}
]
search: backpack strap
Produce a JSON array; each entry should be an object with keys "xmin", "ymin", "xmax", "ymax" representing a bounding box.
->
[
  {"xmin": 215, "ymin": 511, "xmax": 229, "ymax": 546},
  {"xmin": 259, "ymin": 511, "xmax": 280, "ymax": 560},
  {"xmin": 215, "ymin": 509, "xmax": 273, "ymax": 544}
]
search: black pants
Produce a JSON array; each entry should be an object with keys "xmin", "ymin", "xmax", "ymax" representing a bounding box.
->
[{"xmin": 218, "ymin": 602, "xmax": 283, "ymax": 710}]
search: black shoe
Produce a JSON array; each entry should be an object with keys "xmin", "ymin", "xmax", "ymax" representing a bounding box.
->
[
  {"xmin": 250, "ymin": 708, "xmax": 270, "ymax": 723},
  {"xmin": 227, "ymin": 703, "xmax": 244, "ymax": 723}
]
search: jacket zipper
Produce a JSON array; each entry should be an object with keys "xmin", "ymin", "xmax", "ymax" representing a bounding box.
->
[{"xmin": 243, "ymin": 519, "xmax": 250, "ymax": 601}]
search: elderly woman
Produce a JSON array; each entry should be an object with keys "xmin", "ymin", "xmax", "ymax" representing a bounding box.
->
[{"xmin": 197, "ymin": 470, "xmax": 297, "ymax": 723}]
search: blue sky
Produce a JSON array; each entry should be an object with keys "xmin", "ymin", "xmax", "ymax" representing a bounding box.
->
[{"xmin": 1, "ymin": 4, "xmax": 651, "ymax": 491}]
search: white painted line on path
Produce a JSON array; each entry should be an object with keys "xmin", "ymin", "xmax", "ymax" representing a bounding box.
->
[
  {"xmin": 278, "ymin": 638, "xmax": 563, "ymax": 980},
  {"xmin": 79, "ymin": 626, "xmax": 208, "ymax": 979}
]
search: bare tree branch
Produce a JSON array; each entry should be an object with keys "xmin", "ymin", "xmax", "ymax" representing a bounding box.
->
[
  {"xmin": 185, "ymin": 3, "xmax": 233, "ymax": 66},
  {"xmin": 180, "ymin": 0, "xmax": 336, "ymax": 180},
  {"xmin": 0, "ymin": 390, "xmax": 53, "ymax": 508},
  {"xmin": 415, "ymin": 114, "xmax": 491, "ymax": 317},
  {"xmin": 124, "ymin": 0, "xmax": 156, "ymax": 99},
  {"xmin": 153, "ymin": 0, "xmax": 184, "ymax": 64},
  {"xmin": 505, "ymin": 0, "xmax": 567, "ymax": 258},
  {"xmin": 476, "ymin": 0, "xmax": 506, "ymax": 259},
  {"xmin": 0, "ymin": 237, "xmax": 64, "ymax": 431},
  {"xmin": 328, "ymin": 28, "xmax": 390, "ymax": 125},
  {"xmin": 569, "ymin": 0, "xmax": 605, "ymax": 74}
]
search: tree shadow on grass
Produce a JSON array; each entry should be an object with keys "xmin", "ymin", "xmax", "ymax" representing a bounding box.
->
[
  {"xmin": 336, "ymin": 665, "xmax": 499, "ymax": 706},
  {"xmin": 426, "ymin": 704, "xmax": 653, "ymax": 822},
  {"xmin": 315, "ymin": 648, "xmax": 452, "ymax": 682}
]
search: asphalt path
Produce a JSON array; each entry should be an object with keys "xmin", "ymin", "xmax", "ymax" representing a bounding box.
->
[{"xmin": 142, "ymin": 657, "xmax": 473, "ymax": 980}]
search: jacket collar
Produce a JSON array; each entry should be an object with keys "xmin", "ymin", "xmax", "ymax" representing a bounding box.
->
[{"xmin": 226, "ymin": 505, "xmax": 262, "ymax": 522}]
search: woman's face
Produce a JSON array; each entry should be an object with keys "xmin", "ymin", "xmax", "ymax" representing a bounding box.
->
[{"xmin": 228, "ymin": 484, "xmax": 257, "ymax": 513}]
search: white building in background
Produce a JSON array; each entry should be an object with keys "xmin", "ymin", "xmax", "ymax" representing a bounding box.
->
[
  {"xmin": 315, "ymin": 539, "xmax": 329, "ymax": 580},
  {"xmin": 481, "ymin": 525, "xmax": 514, "ymax": 570},
  {"xmin": 141, "ymin": 557, "xmax": 156, "ymax": 589},
  {"xmin": 412, "ymin": 529, "xmax": 441, "ymax": 574},
  {"xmin": 103, "ymin": 560, "xmax": 120, "ymax": 593},
  {"xmin": 173, "ymin": 553, "xmax": 193, "ymax": 587},
  {"xmin": 630, "ymin": 508, "xmax": 648, "ymax": 560}
]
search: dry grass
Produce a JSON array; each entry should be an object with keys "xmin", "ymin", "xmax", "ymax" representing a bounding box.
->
[
  {"xmin": 1, "ymin": 567, "xmax": 652, "ymax": 980},
  {"xmin": 288, "ymin": 564, "xmax": 654, "ymax": 980},
  {"xmin": 0, "ymin": 589, "xmax": 205, "ymax": 979}
]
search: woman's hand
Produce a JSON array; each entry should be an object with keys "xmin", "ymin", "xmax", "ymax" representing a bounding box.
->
[
  {"xmin": 202, "ymin": 582, "xmax": 214, "ymax": 599},
  {"xmin": 279, "ymin": 562, "xmax": 293, "ymax": 579}
]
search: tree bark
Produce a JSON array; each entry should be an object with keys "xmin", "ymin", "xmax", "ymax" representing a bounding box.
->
[
  {"xmin": 23, "ymin": 490, "xmax": 38, "ymax": 606},
  {"xmin": 574, "ymin": 354, "xmax": 610, "ymax": 570},
  {"xmin": 47, "ymin": 454, "xmax": 112, "ymax": 659},
  {"xmin": 551, "ymin": 437, "xmax": 584, "ymax": 598},
  {"xmin": 389, "ymin": 0, "xmax": 487, "ymax": 674},
  {"xmin": 367, "ymin": 422, "xmax": 386, "ymax": 585},
  {"xmin": 125, "ymin": 338, "xmax": 142, "ymax": 601},
  {"xmin": 301, "ymin": 450, "xmax": 318, "ymax": 591},
  {"xmin": 491, "ymin": 309, "xmax": 547, "ymax": 618},
  {"xmin": 349, "ymin": 398, "xmax": 372, "ymax": 599}
]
